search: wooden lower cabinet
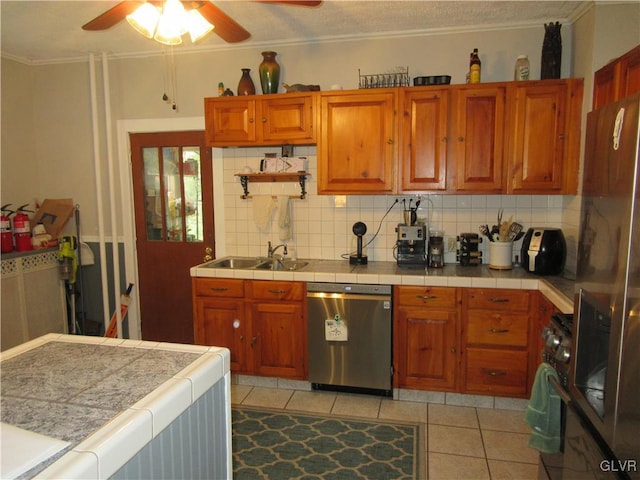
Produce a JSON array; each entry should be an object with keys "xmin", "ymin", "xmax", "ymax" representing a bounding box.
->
[
  {"xmin": 462, "ymin": 288, "xmax": 533, "ymax": 398},
  {"xmin": 192, "ymin": 278, "xmax": 306, "ymax": 379},
  {"xmin": 394, "ymin": 286, "xmax": 460, "ymax": 391}
]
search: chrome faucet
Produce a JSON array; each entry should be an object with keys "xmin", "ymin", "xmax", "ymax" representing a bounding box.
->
[{"xmin": 267, "ymin": 241, "xmax": 288, "ymax": 258}]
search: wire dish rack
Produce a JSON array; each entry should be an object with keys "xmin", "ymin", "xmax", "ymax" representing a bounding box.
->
[{"xmin": 359, "ymin": 67, "xmax": 409, "ymax": 89}]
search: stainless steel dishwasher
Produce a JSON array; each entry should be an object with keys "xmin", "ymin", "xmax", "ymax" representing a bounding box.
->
[{"xmin": 307, "ymin": 283, "xmax": 393, "ymax": 396}]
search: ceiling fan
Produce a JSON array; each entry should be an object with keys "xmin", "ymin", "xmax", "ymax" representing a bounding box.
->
[{"xmin": 82, "ymin": 1, "xmax": 323, "ymax": 44}]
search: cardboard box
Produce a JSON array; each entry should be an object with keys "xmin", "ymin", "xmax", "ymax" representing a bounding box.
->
[
  {"xmin": 30, "ymin": 199, "xmax": 75, "ymax": 239},
  {"xmin": 260, "ymin": 156, "xmax": 308, "ymax": 173}
]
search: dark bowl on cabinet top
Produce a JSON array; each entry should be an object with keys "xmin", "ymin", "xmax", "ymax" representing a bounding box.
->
[{"xmin": 413, "ymin": 75, "xmax": 451, "ymax": 86}]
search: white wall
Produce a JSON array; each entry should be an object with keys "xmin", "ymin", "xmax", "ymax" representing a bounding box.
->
[{"xmin": 2, "ymin": 3, "xmax": 639, "ymax": 270}]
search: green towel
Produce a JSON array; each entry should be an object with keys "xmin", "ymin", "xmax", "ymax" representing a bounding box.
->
[{"xmin": 525, "ymin": 362, "xmax": 562, "ymax": 453}]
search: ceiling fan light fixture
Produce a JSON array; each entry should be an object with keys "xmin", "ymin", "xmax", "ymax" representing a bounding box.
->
[
  {"xmin": 154, "ymin": 0, "xmax": 188, "ymax": 45},
  {"xmin": 126, "ymin": 3, "xmax": 160, "ymax": 39},
  {"xmin": 186, "ymin": 10, "xmax": 214, "ymax": 43}
]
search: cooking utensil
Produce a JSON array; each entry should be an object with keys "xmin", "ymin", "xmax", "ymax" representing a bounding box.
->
[
  {"xmin": 499, "ymin": 221, "xmax": 510, "ymax": 242},
  {"xmin": 513, "ymin": 231, "xmax": 525, "ymax": 242},
  {"xmin": 479, "ymin": 224, "xmax": 493, "ymax": 242},
  {"xmin": 507, "ymin": 222, "xmax": 523, "ymax": 241}
]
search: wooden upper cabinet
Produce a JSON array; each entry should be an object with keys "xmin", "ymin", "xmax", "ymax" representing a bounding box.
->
[
  {"xmin": 451, "ymin": 85, "xmax": 506, "ymax": 192},
  {"xmin": 507, "ymin": 80, "xmax": 582, "ymax": 194},
  {"xmin": 399, "ymin": 88, "xmax": 449, "ymax": 191},
  {"xmin": 593, "ymin": 44, "xmax": 640, "ymax": 109},
  {"xmin": 204, "ymin": 92, "xmax": 317, "ymax": 146},
  {"xmin": 318, "ymin": 89, "xmax": 397, "ymax": 194},
  {"xmin": 205, "ymin": 97, "xmax": 256, "ymax": 145}
]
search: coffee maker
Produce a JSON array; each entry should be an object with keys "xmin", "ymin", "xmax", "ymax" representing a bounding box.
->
[
  {"xmin": 428, "ymin": 230, "xmax": 445, "ymax": 268},
  {"xmin": 396, "ymin": 224, "xmax": 427, "ymax": 268}
]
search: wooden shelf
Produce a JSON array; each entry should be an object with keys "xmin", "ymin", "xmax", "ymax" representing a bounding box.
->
[{"xmin": 234, "ymin": 172, "xmax": 309, "ymax": 199}]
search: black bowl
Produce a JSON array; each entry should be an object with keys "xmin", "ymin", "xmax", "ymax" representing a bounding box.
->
[{"xmin": 413, "ymin": 75, "xmax": 451, "ymax": 86}]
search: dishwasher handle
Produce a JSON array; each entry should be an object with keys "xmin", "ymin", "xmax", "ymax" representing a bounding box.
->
[{"xmin": 307, "ymin": 292, "xmax": 391, "ymax": 302}]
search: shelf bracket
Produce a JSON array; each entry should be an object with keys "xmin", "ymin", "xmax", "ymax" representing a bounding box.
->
[
  {"xmin": 298, "ymin": 175, "xmax": 307, "ymax": 199},
  {"xmin": 239, "ymin": 175, "xmax": 250, "ymax": 199}
]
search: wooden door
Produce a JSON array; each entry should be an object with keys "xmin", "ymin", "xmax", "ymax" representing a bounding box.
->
[
  {"xmin": 318, "ymin": 90, "xmax": 397, "ymax": 194},
  {"xmin": 130, "ymin": 131, "xmax": 214, "ymax": 344},
  {"xmin": 248, "ymin": 301, "xmax": 305, "ymax": 379},
  {"xmin": 508, "ymin": 82, "xmax": 567, "ymax": 193},
  {"xmin": 204, "ymin": 97, "xmax": 256, "ymax": 146},
  {"xmin": 194, "ymin": 296, "xmax": 247, "ymax": 371},
  {"xmin": 260, "ymin": 93, "xmax": 317, "ymax": 143},
  {"xmin": 395, "ymin": 306, "xmax": 458, "ymax": 391},
  {"xmin": 451, "ymin": 85, "xmax": 506, "ymax": 192},
  {"xmin": 400, "ymin": 88, "xmax": 448, "ymax": 191}
]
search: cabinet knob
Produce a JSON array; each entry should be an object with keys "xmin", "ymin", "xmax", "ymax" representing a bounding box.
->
[
  {"xmin": 387, "ymin": 139, "xmax": 394, "ymax": 145},
  {"xmin": 488, "ymin": 297, "xmax": 509, "ymax": 303},
  {"xmin": 262, "ymin": 117, "xmax": 267, "ymax": 123},
  {"xmin": 458, "ymin": 136, "xmax": 464, "ymax": 142},
  {"xmin": 249, "ymin": 118, "xmax": 254, "ymax": 124},
  {"xmin": 450, "ymin": 347, "xmax": 456, "ymax": 354},
  {"xmin": 251, "ymin": 336, "xmax": 257, "ymax": 346},
  {"xmin": 268, "ymin": 289, "xmax": 286, "ymax": 295}
]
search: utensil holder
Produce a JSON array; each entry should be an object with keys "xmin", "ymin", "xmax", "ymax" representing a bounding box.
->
[{"xmin": 489, "ymin": 242, "xmax": 513, "ymax": 270}]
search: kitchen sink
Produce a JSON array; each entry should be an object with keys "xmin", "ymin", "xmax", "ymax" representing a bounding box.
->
[
  {"xmin": 203, "ymin": 256, "xmax": 309, "ymax": 271},
  {"xmin": 204, "ymin": 257, "xmax": 263, "ymax": 269},
  {"xmin": 255, "ymin": 260, "xmax": 309, "ymax": 271}
]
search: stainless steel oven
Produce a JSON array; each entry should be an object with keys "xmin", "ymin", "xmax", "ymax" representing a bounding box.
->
[{"xmin": 538, "ymin": 312, "xmax": 573, "ymax": 480}]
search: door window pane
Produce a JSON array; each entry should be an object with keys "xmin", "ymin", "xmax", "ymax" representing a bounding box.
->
[
  {"xmin": 182, "ymin": 146, "xmax": 203, "ymax": 242},
  {"xmin": 143, "ymin": 148, "xmax": 162, "ymax": 241},
  {"xmin": 163, "ymin": 147, "xmax": 183, "ymax": 242}
]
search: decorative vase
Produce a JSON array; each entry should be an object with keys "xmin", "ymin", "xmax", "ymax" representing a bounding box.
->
[
  {"xmin": 259, "ymin": 51, "xmax": 280, "ymax": 94},
  {"xmin": 237, "ymin": 68, "xmax": 256, "ymax": 95},
  {"xmin": 541, "ymin": 22, "xmax": 562, "ymax": 79}
]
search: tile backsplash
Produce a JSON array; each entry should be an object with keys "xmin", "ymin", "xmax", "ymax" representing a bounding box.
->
[{"xmin": 220, "ymin": 147, "xmax": 571, "ymax": 268}]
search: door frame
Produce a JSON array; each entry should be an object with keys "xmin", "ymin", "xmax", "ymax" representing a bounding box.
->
[{"xmin": 117, "ymin": 116, "xmax": 226, "ymax": 339}]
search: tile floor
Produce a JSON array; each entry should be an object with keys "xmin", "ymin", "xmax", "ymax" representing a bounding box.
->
[{"xmin": 232, "ymin": 384, "xmax": 540, "ymax": 480}]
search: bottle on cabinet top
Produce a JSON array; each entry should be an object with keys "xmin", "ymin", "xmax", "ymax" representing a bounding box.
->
[
  {"xmin": 514, "ymin": 55, "xmax": 530, "ymax": 81},
  {"xmin": 469, "ymin": 48, "xmax": 481, "ymax": 83}
]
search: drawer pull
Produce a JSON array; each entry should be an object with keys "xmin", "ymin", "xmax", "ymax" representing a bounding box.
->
[
  {"xmin": 483, "ymin": 369, "xmax": 507, "ymax": 377},
  {"xmin": 210, "ymin": 287, "xmax": 229, "ymax": 292},
  {"xmin": 487, "ymin": 328, "xmax": 510, "ymax": 334},
  {"xmin": 417, "ymin": 295, "xmax": 437, "ymax": 300},
  {"xmin": 488, "ymin": 297, "xmax": 509, "ymax": 303},
  {"xmin": 268, "ymin": 289, "xmax": 287, "ymax": 295}
]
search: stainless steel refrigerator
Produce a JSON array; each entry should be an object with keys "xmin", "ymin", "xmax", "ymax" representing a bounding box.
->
[{"xmin": 570, "ymin": 93, "xmax": 639, "ymax": 479}]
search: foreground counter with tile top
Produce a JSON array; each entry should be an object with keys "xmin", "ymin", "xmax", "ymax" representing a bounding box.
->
[
  {"xmin": 190, "ymin": 258, "xmax": 575, "ymax": 313},
  {"xmin": 0, "ymin": 334, "xmax": 231, "ymax": 480}
]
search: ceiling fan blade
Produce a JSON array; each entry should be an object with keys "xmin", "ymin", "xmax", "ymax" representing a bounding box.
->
[
  {"xmin": 257, "ymin": 1, "xmax": 322, "ymax": 5},
  {"xmin": 197, "ymin": 2, "xmax": 251, "ymax": 43},
  {"xmin": 82, "ymin": 1, "xmax": 144, "ymax": 31}
]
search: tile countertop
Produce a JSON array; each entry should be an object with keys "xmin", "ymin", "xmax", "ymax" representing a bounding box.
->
[
  {"xmin": 190, "ymin": 258, "xmax": 576, "ymax": 314},
  {"xmin": 0, "ymin": 334, "xmax": 230, "ymax": 480}
]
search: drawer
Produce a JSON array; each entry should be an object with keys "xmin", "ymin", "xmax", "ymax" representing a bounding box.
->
[
  {"xmin": 466, "ymin": 311, "xmax": 529, "ymax": 347},
  {"xmin": 396, "ymin": 286, "xmax": 457, "ymax": 309},
  {"xmin": 249, "ymin": 280, "xmax": 304, "ymax": 301},
  {"xmin": 194, "ymin": 278, "xmax": 244, "ymax": 298},
  {"xmin": 465, "ymin": 288, "xmax": 531, "ymax": 311},
  {"xmin": 465, "ymin": 348, "xmax": 528, "ymax": 396}
]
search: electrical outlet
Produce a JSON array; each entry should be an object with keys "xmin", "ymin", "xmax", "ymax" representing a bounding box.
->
[{"xmin": 447, "ymin": 238, "xmax": 457, "ymax": 252}]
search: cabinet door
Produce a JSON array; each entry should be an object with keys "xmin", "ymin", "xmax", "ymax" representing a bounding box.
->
[
  {"xmin": 618, "ymin": 45, "xmax": 640, "ymax": 100},
  {"xmin": 451, "ymin": 86, "xmax": 506, "ymax": 192},
  {"xmin": 593, "ymin": 62, "xmax": 618, "ymax": 110},
  {"xmin": 399, "ymin": 88, "xmax": 448, "ymax": 191},
  {"xmin": 204, "ymin": 97, "xmax": 256, "ymax": 146},
  {"xmin": 395, "ymin": 306, "xmax": 458, "ymax": 391},
  {"xmin": 260, "ymin": 93, "xmax": 317, "ymax": 143},
  {"xmin": 318, "ymin": 90, "xmax": 397, "ymax": 194},
  {"xmin": 194, "ymin": 297, "xmax": 247, "ymax": 372},
  {"xmin": 508, "ymin": 82, "xmax": 567, "ymax": 193},
  {"xmin": 248, "ymin": 301, "xmax": 305, "ymax": 379}
]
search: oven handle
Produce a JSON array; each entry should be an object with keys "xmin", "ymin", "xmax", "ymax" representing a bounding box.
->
[{"xmin": 548, "ymin": 375, "xmax": 572, "ymax": 404}]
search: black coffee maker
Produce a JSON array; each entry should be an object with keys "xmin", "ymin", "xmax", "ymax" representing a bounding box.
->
[{"xmin": 396, "ymin": 224, "xmax": 427, "ymax": 268}]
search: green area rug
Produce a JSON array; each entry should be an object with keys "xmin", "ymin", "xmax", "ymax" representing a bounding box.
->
[{"xmin": 232, "ymin": 407, "xmax": 424, "ymax": 480}]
